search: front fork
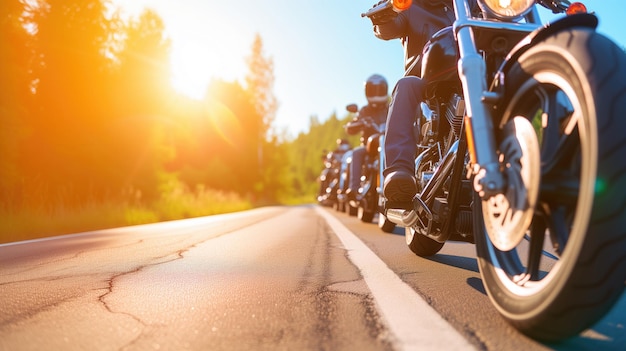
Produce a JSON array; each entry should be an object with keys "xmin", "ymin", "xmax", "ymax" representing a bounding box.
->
[
  {"xmin": 454, "ymin": 0, "xmax": 505, "ymax": 198},
  {"xmin": 378, "ymin": 133, "xmax": 388, "ymax": 211}
]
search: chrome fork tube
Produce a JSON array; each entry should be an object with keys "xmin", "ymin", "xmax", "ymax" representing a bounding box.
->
[
  {"xmin": 453, "ymin": 0, "xmax": 505, "ymax": 197},
  {"xmin": 378, "ymin": 133, "xmax": 385, "ymax": 194}
]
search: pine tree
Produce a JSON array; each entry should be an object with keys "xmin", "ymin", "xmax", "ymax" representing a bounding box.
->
[
  {"xmin": 245, "ymin": 33, "xmax": 277, "ymax": 138},
  {"xmin": 243, "ymin": 34, "xmax": 286, "ymax": 201}
]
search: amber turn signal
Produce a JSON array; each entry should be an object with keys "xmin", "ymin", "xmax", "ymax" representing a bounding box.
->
[
  {"xmin": 392, "ymin": 0, "xmax": 412, "ymax": 12},
  {"xmin": 566, "ymin": 2, "xmax": 587, "ymax": 15}
]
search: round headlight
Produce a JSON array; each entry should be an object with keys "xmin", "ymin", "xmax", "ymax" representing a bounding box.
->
[{"xmin": 479, "ymin": 0, "xmax": 535, "ymax": 20}]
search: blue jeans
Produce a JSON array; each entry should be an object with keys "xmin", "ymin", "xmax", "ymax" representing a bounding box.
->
[{"xmin": 383, "ymin": 76, "xmax": 425, "ymax": 177}]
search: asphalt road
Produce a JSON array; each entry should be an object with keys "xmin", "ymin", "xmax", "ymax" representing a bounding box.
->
[{"xmin": 1, "ymin": 205, "xmax": 624, "ymax": 350}]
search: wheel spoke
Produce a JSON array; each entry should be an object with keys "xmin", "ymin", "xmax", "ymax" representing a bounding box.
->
[
  {"xmin": 535, "ymin": 89, "xmax": 562, "ymax": 159},
  {"xmin": 526, "ymin": 217, "xmax": 547, "ymax": 280},
  {"xmin": 537, "ymin": 89, "xmax": 581, "ymax": 206},
  {"xmin": 546, "ymin": 205, "xmax": 570, "ymax": 255},
  {"xmin": 539, "ymin": 90, "xmax": 578, "ymax": 172},
  {"xmin": 541, "ymin": 126, "xmax": 579, "ymax": 178}
]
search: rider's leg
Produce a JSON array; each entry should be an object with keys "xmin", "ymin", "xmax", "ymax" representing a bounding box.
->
[{"xmin": 383, "ymin": 76, "xmax": 424, "ymax": 208}]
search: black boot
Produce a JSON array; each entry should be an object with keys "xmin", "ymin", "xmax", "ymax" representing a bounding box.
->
[{"xmin": 383, "ymin": 170, "xmax": 417, "ymax": 210}]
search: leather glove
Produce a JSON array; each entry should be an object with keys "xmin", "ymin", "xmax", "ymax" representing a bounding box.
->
[
  {"xmin": 345, "ymin": 120, "xmax": 364, "ymax": 135},
  {"xmin": 369, "ymin": 1, "xmax": 398, "ymax": 25}
]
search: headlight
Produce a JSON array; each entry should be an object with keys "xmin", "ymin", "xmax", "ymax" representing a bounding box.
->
[{"xmin": 479, "ymin": 0, "xmax": 535, "ymax": 20}]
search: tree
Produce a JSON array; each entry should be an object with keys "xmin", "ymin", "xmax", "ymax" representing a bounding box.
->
[
  {"xmin": 0, "ymin": 1, "xmax": 34, "ymax": 203},
  {"xmin": 245, "ymin": 33, "xmax": 277, "ymax": 137},
  {"xmin": 18, "ymin": 0, "xmax": 120, "ymax": 207},
  {"xmin": 286, "ymin": 112, "xmax": 357, "ymax": 198},
  {"xmin": 243, "ymin": 34, "xmax": 287, "ymax": 201},
  {"xmin": 108, "ymin": 9, "xmax": 173, "ymax": 200},
  {"xmin": 169, "ymin": 79, "xmax": 262, "ymax": 194},
  {"xmin": 114, "ymin": 9, "xmax": 171, "ymax": 116}
]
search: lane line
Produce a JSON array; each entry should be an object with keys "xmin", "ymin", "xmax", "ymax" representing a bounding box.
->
[{"xmin": 316, "ymin": 206, "xmax": 475, "ymax": 351}]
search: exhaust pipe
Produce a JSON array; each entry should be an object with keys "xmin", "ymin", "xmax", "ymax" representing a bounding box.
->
[
  {"xmin": 386, "ymin": 208, "xmax": 419, "ymax": 227},
  {"xmin": 385, "ymin": 195, "xmax": 433, "ymax": 230}
]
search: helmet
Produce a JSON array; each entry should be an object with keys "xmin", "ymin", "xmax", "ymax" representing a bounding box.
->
[{"xmin": 365, "ymin": 74, "xmax": 388, "ymax": 105}]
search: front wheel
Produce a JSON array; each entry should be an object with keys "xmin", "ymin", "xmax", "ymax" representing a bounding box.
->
[
  {"xmin": 475, "ymin": 28, "xmax": 626, "ymax": 341},
  {"xmin": 357, "ymin": 206, "xmax": 374, "ymax": 223},
  {"xmin": 358, "ymin": 187, "xmax": 376, "ymax": 223},
  {"xmin": 378, "ymin": 213, "xmax": 396, "ymax": 233},
  {"xmin": 406, "ymin": 227, "xmax": 444, "ymax": 257},
  {"xmin": 347, "ymin": 204, "xmax": 358, "ymax": 216}
]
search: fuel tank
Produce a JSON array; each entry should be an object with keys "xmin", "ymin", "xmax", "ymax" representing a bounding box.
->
[{"xmin": 421, "ymin": 26, "xmax": 458, "ymax": 85}]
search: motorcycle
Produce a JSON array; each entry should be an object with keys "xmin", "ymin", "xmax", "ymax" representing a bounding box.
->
[
  {"xmin": 317, "ymin": 140, "xmax": 351, "ymax": 210},
  {"xmin": 363, "ymin": 0, "xmax": 626, "ymax": 341},
  {"xmin": 344, "ymin": 103, "xmax": 397, "ymax": 232},
  {"xmin": 336, "ymin": 149, "xmax": 357, "ymax": 215}
]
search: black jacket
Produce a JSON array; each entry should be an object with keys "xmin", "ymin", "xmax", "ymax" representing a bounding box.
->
[
  {"xmin": 373, "ymin": 2, "xmax": 455, "ymax": 77},
  {"xmin": 345, "ymin": 103, "xmax": 388, "ymax": 140}
]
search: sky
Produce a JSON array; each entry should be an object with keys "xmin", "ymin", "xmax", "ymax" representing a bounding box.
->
[{"xmin": 111, "ymin": 0, "xmax": 626, "ymax": 138}]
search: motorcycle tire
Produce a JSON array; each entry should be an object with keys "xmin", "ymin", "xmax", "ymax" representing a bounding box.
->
[
  {"xmin": 347, "ymin": 203, "xmax": 358, "ymax": 216},
  {"xmin": 357, "ymin": 206, "xmax": 375, "ymax": 223},
  {"xmin": 378, "ymin": 213, "xmax": 396, "ymax": 233},
  {"xmin": 406, "ymin": 227, "xmax": 444, "ymax": 257},
  {"xmin": 474, "ymin": 28, "xmax": 626, "ymax": 341},
  {"xmin": 333, "ymin": 200, "xmax": 343, "ymax": 213}
]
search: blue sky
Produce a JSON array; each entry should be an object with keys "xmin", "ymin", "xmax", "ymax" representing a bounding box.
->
[{"xmin": 114, "ymin": 0, "xmax": 626, "ymax": 138}]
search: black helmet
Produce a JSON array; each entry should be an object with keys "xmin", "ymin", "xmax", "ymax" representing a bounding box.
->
[{"xmin": 365, "ymin": 74, "xmax": 388, "ymax": 105}]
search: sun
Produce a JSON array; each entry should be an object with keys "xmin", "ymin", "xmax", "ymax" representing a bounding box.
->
[
  {"xmin": 169, "ymin": 39, "xmax": 216, "ymax": 100},
  {"xmin": 112, "ymin": 0, "xmax": 248, "ymax": 100},
  {"xmin": 169, "ymin": 32, "xmax": 249, "ymax": 100}
]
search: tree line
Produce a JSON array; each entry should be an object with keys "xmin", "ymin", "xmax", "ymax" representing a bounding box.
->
[{"xmin": 0, "ymin": 0, "xmax": 356, "ymax": 217}]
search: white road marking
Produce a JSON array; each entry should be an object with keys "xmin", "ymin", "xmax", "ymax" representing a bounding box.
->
[{"xmin": 316, "ymin": 206, "xmax": 475, "ymax": 351}]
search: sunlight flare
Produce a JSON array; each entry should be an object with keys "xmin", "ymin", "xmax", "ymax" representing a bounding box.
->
[{"xmin": 206, "ymin": 98, "xmax": 242, "ymax": 146}]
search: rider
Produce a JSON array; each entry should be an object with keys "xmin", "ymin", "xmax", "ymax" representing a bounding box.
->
[
  {"xmin": 344, "ymin": 74, "xmax": 389, "ymax": 201},
  {"xmin": 368, "ymin": 0, "xmax": 457, "ymax": 210}
]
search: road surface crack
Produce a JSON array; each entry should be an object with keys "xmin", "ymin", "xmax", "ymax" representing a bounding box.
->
[{"xmin": 95, "ymin": 238, "xmax": 213, "ymax": 350}]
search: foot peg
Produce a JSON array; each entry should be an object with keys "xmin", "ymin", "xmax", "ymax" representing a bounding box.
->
[{"xmin": 385, "ymin": 196, "xmax": 433, "ymax": 233}]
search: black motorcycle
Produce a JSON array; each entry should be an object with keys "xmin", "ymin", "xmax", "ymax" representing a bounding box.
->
[
  {"xmin": 344, "ymin": 103, "xmax": 397, "ymax": 232},
  {"xmin": 317, "ymin": 140, "xmax": 351, "ymax": 209},
  {"xmin": 336, "ymin": 150, "xmax": 357, "ymax": 215},
  {"xmin": 363, "ymin": 0, "xmax": 626, "ymax": 341}
]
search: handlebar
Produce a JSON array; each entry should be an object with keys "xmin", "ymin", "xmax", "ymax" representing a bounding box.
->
[
  {"xmin": 346, "ymin": 117, "xmax": 385, "ymax": 135},
  {"xmin": 361, "ymin": 0, "xmax": 412, "ymax": 18},
  {"xmin": 361, "ymin": 1, "xmax": 393, "ymax": 18},
  {"xmin": 537, "ymin": 0, "xmax": 571, "ymax": 13}
]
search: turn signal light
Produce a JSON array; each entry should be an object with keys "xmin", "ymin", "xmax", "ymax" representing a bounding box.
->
[
  {"xmin": 392, "ymin": 0, "xmax": 412, "ymax": 12},
  {"xmin": 566, "ymin": 2, "xmax": 587, "ymax": 15}
]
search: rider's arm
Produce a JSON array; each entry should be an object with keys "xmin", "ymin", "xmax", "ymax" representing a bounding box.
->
[
  {"xmin": 372, "ymin": 10, "xmax": 409, "ymax": 40},
  {"xmin": 345, "ymin": 117, "xmax": 362, "ymax": 135}
]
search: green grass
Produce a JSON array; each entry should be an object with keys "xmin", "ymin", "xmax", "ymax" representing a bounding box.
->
[
  {"xmin": 0, "ymin": 175, "xmax": 322, "ymax": 244},
  {"xmin": 0, "ymin": 184, "xmax": 253, "ymax": 244}
]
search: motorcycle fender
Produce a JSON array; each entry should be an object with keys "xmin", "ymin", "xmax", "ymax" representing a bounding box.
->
[
  {"xmin": 490, "ymin": 14, "xmax": 598, "ymax": 96},
  {"xmin": 365, "ymin": 133, "xmax": 381, "ymax": 156}
]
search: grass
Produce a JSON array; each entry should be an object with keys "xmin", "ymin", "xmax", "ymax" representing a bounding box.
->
[{"xmin": 0, "ymin": 183, "xmax": 254, "ymax": 244}]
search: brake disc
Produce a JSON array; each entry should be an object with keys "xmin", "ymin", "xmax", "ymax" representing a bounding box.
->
[{"xmin": 482, "ymin": 116, "xmax": 541, "ymax": 251}]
